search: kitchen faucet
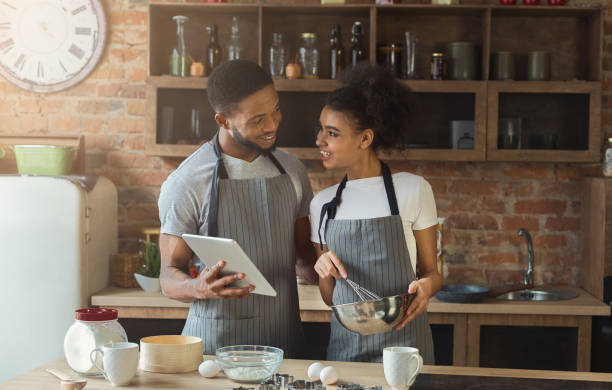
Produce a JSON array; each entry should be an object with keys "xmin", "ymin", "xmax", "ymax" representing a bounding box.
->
[{"xmin": 518, "ymin": 228, "xmax": 534, "ymax": 287}]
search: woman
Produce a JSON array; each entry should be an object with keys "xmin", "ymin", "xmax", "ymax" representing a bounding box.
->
[{"xmin": 309, "ymin": 65, "xmax": 441, "ymax": 364}]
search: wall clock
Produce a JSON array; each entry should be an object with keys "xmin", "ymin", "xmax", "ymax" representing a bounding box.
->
[{"xmin": 0, "ymin": 0, "xmax": 107, "ymax": 93}]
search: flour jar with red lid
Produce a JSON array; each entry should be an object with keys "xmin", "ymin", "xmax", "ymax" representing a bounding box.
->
[{"xmin": 63, "ymin": 308, "xmax": 128, "ymax": 377}]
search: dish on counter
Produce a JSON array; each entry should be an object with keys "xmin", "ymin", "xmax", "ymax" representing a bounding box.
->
[{"xmin": 216, "ymin": 345, "xmax": 283, "ymax": 383}]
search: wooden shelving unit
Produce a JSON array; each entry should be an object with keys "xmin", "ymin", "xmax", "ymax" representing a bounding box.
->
[{"xmin": 145, "ymin": 3, "xmax": 603, "ymax": 162}]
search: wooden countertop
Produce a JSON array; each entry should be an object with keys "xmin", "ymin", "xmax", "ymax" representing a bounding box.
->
[
  {"xmin": 4, "ymin": 357, "xmax": 612, "ymax": 389},
  {"xmin": 91, "ymin": 285, "xmax": 610, "ymax": 318}
]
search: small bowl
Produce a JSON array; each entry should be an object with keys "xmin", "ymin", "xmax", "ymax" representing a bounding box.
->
[
  {"xmin": 331, "ymin": 294, "xmax": 415, "ymax": 336},
  {"xmin": 134, "ymin": 273, "xmax": 161, "ymax": 292},
  {"xmin": 139, "ymin": 335, "xmax": 202, "ymax": 373},
  {"xmin": 216, "ymin": 345, "xmax": 283, "ymax": 383}
]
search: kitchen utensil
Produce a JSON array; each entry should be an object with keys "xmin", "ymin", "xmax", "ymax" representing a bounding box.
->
[
  {"xmin": 446, "ymin": 42, "xmax": 477, "ymax": 80},
  {"xmin": 46, "ymin": 369, "xmax": 87, "ymax": 390},
  {"xmin": 89, "ymin": 342, "xmax": 139, "ymax": 386},
  {"xmin": 383, "ymin": 347, "xmax": 422, "ymax": 390},
  {"xmin": 527, "ymin": 51, "xmax": 550, "ymax": 81},
  {"xmin": 403, "ymin": 32, "xmax": 417, "ymax": 79},
  {"xmin": 450, "ymin": 120, "xmax": 475, "ymax": 149},
  {"xmin": 332, "ymin": 293, "xmax": 415, "ymax": 335},
  {"xmin": 498, "ymin": 117, "xmax": 522, "ymax": 149},
  {"xmin": 216, "ymin": 345, "xmax": 283, "ymax": 383},
  {"xmin": 436, "ymin": 284, "xmax": 532, "ymax": 303},
  {"xmin": 139, "ymin": 335, "xmax": 203, "ymax": 373},
  {"xmin": 377, "ymin": 43, "xmax": 403, "ymax": 78},
  {"xmin": 528, "ymin": 133, "xmax": 560, "ymax": 149},
  {"xmin": 64, "ymin": 309, "xmax": 127, "ymax": 377},
  {"xmin": 493, "ymin": 51, "xmax": 515, "ymax": 80},
  {"xmin": 14, "ymin": 145, "xmax": 75, "ymax": 176},
  {"xmin": 344, "ymin": 278, "xmax": 382, "ymax": 302},
  {"xmin": 160, "ymin": 106, "xmax": 174, "ymax": 144}
]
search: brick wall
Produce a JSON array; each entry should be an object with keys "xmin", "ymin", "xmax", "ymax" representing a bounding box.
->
[{"xmin": 0, "ymin": 0, "xmax": 609, "ymax": 286}]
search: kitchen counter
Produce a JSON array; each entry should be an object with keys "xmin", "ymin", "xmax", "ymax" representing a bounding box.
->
[
  {"xmin": 91, "ymin": 285, "xmax": 610, "ymax": 319},
  {"xmin": 92, "ymin": 286, "xmax": 609, "ymax": 371},
  {"xmin": 3, "ymin": 357, "xmax": 612, "ymax": 389}
]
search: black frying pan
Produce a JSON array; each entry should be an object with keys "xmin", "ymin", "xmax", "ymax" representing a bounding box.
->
[{"xmin": 436, "ymin": 284, "xmax": 531, "ymax": 303}]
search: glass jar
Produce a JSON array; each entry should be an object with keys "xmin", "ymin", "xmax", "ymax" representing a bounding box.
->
[
  {"xmin": 298, "ymin": 33, "xmax": 319, "ymax": 79},
  {"xmin": 604, "ymin": 137, "xmax": 612, "ymax": 177},
  {"xmin": 64, "ymin": 308, "xmax": 127, "ymax": 377},
  {"xmin": 169, "ymin": 15, "xmax": 191, "ymax": 77},
  {"xmin": 269, "ymin": 32, "xmax": 288, "ymax": 78},
  {"xmin": 377, "ymin": 43, "xmax": 403, "ymax": 78},
  {"xmin": 431, "ymin": 52, "xmax": 445, "ymax": 80},
  {"xmin": 226, "ymin": 16, "xmax": 243, "ymax": 61}
]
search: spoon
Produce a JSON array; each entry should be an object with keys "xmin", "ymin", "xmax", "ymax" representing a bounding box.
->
[{"xmin": 46, "ymin": 369, "xmax": 87, "ymax": 390}]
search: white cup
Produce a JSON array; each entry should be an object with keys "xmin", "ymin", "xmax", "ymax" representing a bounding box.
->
[
  {"xmin": 90, "ymin": 342, "xmax": 139, "ymax": 386},
  {"xmin": 383, "ymin": 346, "xmax": 423, "ymax": 390}
]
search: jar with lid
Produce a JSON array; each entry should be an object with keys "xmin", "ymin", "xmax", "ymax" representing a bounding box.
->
[
  {"xmin": 431, "ymin": 52, "xmax": 445, "ymax": 80},
  {"xmin": 64, "ymin": 308, "xmax": 127, "ymax": 377},
  {"xmin": 298, "ymin": 33, "xmax": 320, "ymax": 79},
  {"xmin": 269, "ymin": 32, "xmax": 288, "ymax": 79},
  {"xmin": 604, "ymin": 137, "xmax": 612, "ymax": 177}
]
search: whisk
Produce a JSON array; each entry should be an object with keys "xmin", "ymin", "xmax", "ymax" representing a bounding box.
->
[{"xmin": 344, "ymin": 278, "xmax": 382, "ymax": 302}]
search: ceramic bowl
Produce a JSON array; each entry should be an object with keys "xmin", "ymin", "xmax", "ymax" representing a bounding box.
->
[{"xmin": 134, "ymin": 273, "xmax": 161, "ymax": 292}]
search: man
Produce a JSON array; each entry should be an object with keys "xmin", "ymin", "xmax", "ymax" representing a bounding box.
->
[{"xmin": 158, "ymin": 60, "xmax": 317, "ymax": 357}]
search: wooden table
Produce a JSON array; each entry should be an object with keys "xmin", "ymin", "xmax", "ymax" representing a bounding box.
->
[
  {"xmin": 3, "ymin": 357, "xmax": 612, "ymax": 389},
  {"xmin": 92, "ymin": 285, "xmax": 610, "ymax": 371}
]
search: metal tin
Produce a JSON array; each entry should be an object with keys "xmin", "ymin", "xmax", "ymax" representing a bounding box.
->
[{"xmin": 431, "ymin": 52, "xmax": 445, "ymax": 80}]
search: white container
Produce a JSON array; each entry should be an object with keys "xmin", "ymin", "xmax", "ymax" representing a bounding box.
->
[
  {"xmin": 134, "ymin": 273, "xmax": 161, "ymax": 292},
  {"xmin": 64, "ymin": 308, "xmax": 127, "ymax": 377},
  {"xmin": 604, "ymin": 137, "xmax": 612, "ymax": 177}
]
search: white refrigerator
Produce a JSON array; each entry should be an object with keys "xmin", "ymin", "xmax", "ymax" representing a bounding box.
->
[{"xmin": 0, "ymin": 176, "xmax": 117, "ymax": 382}]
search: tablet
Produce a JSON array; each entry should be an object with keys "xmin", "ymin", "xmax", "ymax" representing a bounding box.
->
[{"xmin": 182, "ymin": 234, "xmax": 277, "ymax": 297}]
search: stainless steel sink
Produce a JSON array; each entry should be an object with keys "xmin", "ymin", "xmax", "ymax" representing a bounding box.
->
[{"xmin": 496, "ymin": 286, "xmax": 579, "ymax": 301}]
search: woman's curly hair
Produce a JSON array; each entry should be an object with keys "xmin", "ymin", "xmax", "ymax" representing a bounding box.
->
[{"xmin": 325, "ymin": 64, "xmax": 416, "ymax": 150}]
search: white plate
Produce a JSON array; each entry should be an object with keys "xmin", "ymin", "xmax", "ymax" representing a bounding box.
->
[{"xmin": 182, "ymin": 234, "xmax": 277, "ymax": 297}]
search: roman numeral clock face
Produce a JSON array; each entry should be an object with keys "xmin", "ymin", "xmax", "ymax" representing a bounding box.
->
[{"xmin": 0, "ymin": 0, "xmax": 106, "ymax": 93}]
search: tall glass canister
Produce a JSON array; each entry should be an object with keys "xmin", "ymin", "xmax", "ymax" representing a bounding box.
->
[
  {"xmin": 269, "ymin": 32, "xmax": 288, "ymax": 78},
  {"xmin": 169, "ymin": 15, "xmax": 191, "ymax": 77},
  {"xmin": 226, "ymin": 16, "xmax": 243, "ymax": 61},
  {"xmin": 298, "ymin": 33, "xmax": 319, "ymax": 79}
]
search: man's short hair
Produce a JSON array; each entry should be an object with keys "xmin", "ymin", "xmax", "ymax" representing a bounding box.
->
[{"xmin": 207, "ymin": 60, "xmax": 273, "ymax": 115}]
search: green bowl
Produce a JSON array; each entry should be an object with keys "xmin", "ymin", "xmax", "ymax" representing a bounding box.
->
[{"xmin": 14, "ymin": 145, "xmax": 75, "ymax": 176}]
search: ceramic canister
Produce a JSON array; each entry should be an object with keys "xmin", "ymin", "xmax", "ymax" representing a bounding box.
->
[{"xmin": 446, "ymin": 42, "xmax": 477, "ymax": 80}]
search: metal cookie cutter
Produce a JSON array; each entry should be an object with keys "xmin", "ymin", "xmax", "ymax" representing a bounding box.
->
[{"xmin": 287, "ymin": 380, "xmax": 326, "ymax": 390}]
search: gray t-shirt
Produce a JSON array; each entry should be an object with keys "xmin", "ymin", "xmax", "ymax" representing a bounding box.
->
[{"xmin": 159, "ymin": 142, "xmax": 313, "ymax": 237}]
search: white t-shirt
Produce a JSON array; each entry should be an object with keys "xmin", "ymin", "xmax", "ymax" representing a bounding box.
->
[{"xmin": 309, "ymin": 172, "xmax": 437, "ymax": 273}]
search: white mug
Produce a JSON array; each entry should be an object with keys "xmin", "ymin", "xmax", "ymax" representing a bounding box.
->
[
  {"xmin": 90, "ymin": 342, "xmax": 139, "ymax": 386},
  {"xmin": 383, "ymin": 346, "xmax": 423, "ymax": 390}
]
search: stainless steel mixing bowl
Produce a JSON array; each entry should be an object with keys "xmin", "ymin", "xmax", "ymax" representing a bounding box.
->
[{"xmin": 331, "ymin": 293, "xmax": 416, "ymax": 335}]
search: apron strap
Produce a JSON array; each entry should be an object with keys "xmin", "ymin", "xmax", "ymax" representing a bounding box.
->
[
  {"xmin": 267, "ymin": 151, "xmax": 287, "ymax": 175},
  {"xmin": 207, "ymin": 131, "xmax": 287, "ymax": 237},
  {"xmin": 207, "ymin": 132, "xmax": 228, "ymax": 237},
  {"xmin": 317, "ymin": 174, "xmax": 348, "ymax": 250},
  {"xmin": 381, "ymin": 161, "xmax": 400, "ymax": 216},
  {"xmin": 317, "ymin": 161, "xmax": 399, "ymax": 249}
]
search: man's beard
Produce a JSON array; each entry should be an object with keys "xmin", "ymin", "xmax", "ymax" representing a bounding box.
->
[{"xmin": 231, "ymin": 126, "xmax": 276, "ymax": 155}]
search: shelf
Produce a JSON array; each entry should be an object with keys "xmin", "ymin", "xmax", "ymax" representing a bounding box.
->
[
  {"xmin": 486, "ymin": 82, "xmax": 601, "ymax": 162},
  {"xmin": 487, "ymin": 80, "xmax": 601, "ymax": 93},
  {"xmin": 146, "ymin": 3, "xmax": 603, "ymax": 163},
  {"xmin": 490, "ymin": 5, "xmax": 603, "ymax": 17}
]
